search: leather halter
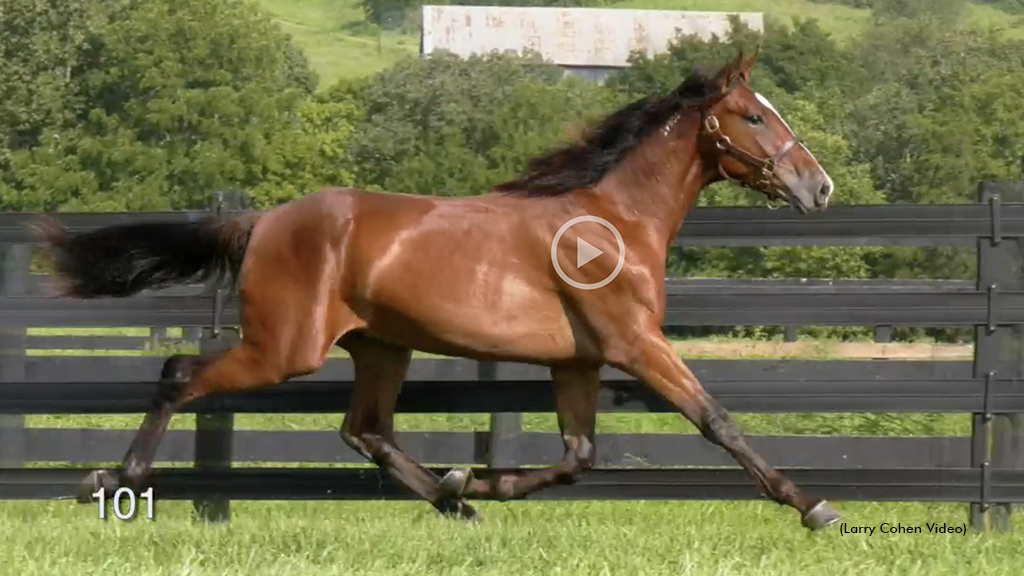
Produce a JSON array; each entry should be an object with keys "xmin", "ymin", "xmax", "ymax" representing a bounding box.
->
[{"xmin": 700, "ymin": 112, "xmax": 800, "ymax": 204}]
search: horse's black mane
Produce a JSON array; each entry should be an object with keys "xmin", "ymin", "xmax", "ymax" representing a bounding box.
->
[{"xmin": 493, "ymin": 68, "xmax": 723, "ymax": 196}]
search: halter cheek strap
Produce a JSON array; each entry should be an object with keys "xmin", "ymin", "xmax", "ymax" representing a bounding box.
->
[{"xmin": 701, "ymin": 113, "xmax": 800, "ymax": 204}]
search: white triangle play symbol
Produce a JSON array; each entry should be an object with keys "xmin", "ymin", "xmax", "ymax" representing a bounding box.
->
[{"xmin": 577, "ymin": 237, "xmax": 603, "ymax": 268}]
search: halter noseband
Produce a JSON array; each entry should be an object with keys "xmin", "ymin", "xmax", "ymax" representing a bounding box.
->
[{"xmin": 700, "ymin": 113, "xmax": 800, "ymax": 207}]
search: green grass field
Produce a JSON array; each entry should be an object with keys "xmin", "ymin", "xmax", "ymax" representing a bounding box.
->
[
  {"xmin": 2, "ymin": 499, "xmax": 1021, "ymax": 576},
  {"xmin": 248, "ymin": 0, "xmax": 1024, "ymax": 89}
]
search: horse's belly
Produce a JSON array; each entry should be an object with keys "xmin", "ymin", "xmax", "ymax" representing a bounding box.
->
[{"xmin": 358, "ymin": 267, "xmax": 590, "ymax": 363}]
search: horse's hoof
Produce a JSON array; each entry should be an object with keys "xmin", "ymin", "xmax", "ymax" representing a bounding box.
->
[
  {"xmin": 439, "ymin": 467, "xmax": 473, "ymax": 498},
  {"xmin": 802, "ymin": 499, "xmax": 841, "ymax": 530},
  {"xmin": 77, "ymin": 469, "xmax": 119, "ymax": 504},
  {"xmin": 460, "ymin": 503, "xmax": 483, "ymax": 524},
  {"xmin": 437, "ymin": 498, "xmax": 483, "ymax": 523}
]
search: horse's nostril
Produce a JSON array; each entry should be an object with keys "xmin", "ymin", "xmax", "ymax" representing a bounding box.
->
[{"xmin": 815, "ymin": 181, "xmax": 832, "ymax": 206}]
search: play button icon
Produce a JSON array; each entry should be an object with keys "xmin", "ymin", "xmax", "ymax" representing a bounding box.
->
[
  {"xmin": 577, "ymin": 237, "xmax": 603, "ymax": 268},
  {"xmin": 551, "ymin": 215, "xmax": 626, "ymax": 290}
]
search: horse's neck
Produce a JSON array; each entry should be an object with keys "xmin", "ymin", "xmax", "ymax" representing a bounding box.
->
[{"xmin": 592, "ymin": 119, "xmax": 710, "ymax": 251}]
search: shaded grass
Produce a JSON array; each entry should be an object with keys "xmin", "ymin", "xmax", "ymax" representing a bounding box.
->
[{"xmin": 1, "ymin": 499, "xmax": 1021, "ymax": 576}]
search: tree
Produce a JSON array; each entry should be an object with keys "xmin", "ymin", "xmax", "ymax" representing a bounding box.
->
[
  {"xmin": 0, "ymin": 0, "xmax": 97, "ymax": 209},
  {"xmin": 845, "ymin": 18, "xmax": 1024, "ymax": 281},
  {"xmin": 0, "ymin": 0, "xmax": 346, "ymax": 212},
  {"xmin": 346, "ymin": 50, "xmax": 616, "ymax": 196}
]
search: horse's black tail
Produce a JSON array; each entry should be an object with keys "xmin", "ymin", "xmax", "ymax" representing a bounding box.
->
[{"xmin": 33, "ymin": 212, "xmax": 259, "ymax": 298}]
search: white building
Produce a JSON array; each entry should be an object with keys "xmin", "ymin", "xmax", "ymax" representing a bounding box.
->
[{"xmin": 420, "ymin": 6, "xmax": 764, "ymax": 84}]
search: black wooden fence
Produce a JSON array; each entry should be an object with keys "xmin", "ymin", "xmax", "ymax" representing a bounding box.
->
[{"xmin": 2, "ymin": 184, "xmax": 1024, "ymax": 531}]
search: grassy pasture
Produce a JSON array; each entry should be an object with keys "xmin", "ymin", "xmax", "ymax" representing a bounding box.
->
[{"xmin": 2, "ymin": 499, "xmax": 1022, "ymax": 576}]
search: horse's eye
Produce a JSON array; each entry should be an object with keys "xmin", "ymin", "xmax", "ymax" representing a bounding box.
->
[{"xmin": 746, "ymin": 114, "xmax": 764, "ymax": 126}]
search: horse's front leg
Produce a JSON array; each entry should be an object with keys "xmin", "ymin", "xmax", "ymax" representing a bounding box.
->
[
  {"xmin": 440, "ymin": 366, "xmax": 600, "ymax": 500},
  {"xmin": 608, "ymin": 330, "xmax": 840, "ymax": 530}
]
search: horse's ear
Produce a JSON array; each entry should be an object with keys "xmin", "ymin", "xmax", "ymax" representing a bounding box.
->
[
  {"xmin": 711, "ymin": 51, "xmax": 746, "ymax": 94},
  {"xmin": 738, "ymin": 48, "xmax": 758, "ymax": 83}
]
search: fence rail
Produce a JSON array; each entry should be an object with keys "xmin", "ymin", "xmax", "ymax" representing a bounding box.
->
[
  {"xmin": 11, "ymin": 428, "xmax": 971, "ymax": 468},
  {"xmin": 2, "ymin": 279, "xmax": 999, "ymax": 328},
  {"xmin": 4, "ymin": 201, "xmax": 1024, "ymax": 246},
  {"xmin": 10, "ymin": 276, "xmax": 976, "ymax": 348},
  {"xmin": 3, "ymin": 358, "xmax": 1023, "ymax": 414},
  {"xmin": 2, "ymin": 183, "xmax": 1024, "ymax": 532}
]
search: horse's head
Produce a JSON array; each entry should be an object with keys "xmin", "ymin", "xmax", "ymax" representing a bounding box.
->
[{"xmin": 692, "ymin": 51, "xmax": 833, "ymax": 213}]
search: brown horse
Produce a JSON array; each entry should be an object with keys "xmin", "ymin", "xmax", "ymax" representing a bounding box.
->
[{"xmin": 36, "ymin": 51, "xmax": 840, "ymax": 529}]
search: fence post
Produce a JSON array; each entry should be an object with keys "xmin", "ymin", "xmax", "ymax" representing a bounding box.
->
[
  {"xmin": 192, "ymin": 191, "xmax": 247, "ymax": 523},
  {"xmin": 481, "ymin": 361, "xmax": 522, "ymax": 469},
  {"xmin": 989, "ymin": 182, "xmax": 1024, "ymax": 529},
  {"xmin": 970, "ymin": 180, "xmax": 1024, "ymax": 532},
  {"xmin": 193, "ymin": 321, "xmax": 237, "ymax": 522},
  {"xmin": 0, "ymin": 244, "xmax": 30, "ymax": 468}
]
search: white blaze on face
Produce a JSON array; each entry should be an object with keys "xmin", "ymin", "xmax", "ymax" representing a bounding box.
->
[{"xmin": 753, "ymin": 92, "xmax": 834, "ymax": 204}]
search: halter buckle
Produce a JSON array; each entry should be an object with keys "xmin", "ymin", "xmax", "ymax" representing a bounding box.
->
[{"xmin": 704, "ymin": 115, "xmax": 720, "ymax": 134}]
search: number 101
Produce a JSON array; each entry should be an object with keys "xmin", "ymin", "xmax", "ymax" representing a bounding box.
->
[{"xmin": 92, "ymin": 487, "xmax": 155, "ymax": 520}]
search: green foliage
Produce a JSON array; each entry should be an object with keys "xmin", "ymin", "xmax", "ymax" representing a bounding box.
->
[
  {"xmin": 0, "ymin": 0, "xmax": 356, "ymax": 212},
  {"xmin": 345, "ymin": 51, "xmax": 618, "ymax": 196},
  {"xmin": 841, "ymin": 19, "xmax": 1024, "ymax": 284},
  {"xmin": 358, "ymin": 0, "xmax": 419, "ymax": 30},
  {"xmin": 0, "ymin": 0, "xmax": 96, "ymax": 208}
]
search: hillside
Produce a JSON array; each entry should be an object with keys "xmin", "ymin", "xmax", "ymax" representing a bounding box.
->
[{"xmin": 250, "ymin": 0, "xmax": 1024, "ymax": 89}]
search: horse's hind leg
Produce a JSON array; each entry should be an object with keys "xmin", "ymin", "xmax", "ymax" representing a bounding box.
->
[
  {"xmin": 438, "ymin": 366, "xmax": 600, "ymax": 501},
  {"xmin": 338, "ymin": 333, "xmax": 479, "ymax": 521},
  {"xmin": 78, "ymin": 338, "xmax": 330, "ymax": 501},
  {"xmin": 77, "ymin": 353, "xmax": 220, "ymax": 500}
]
